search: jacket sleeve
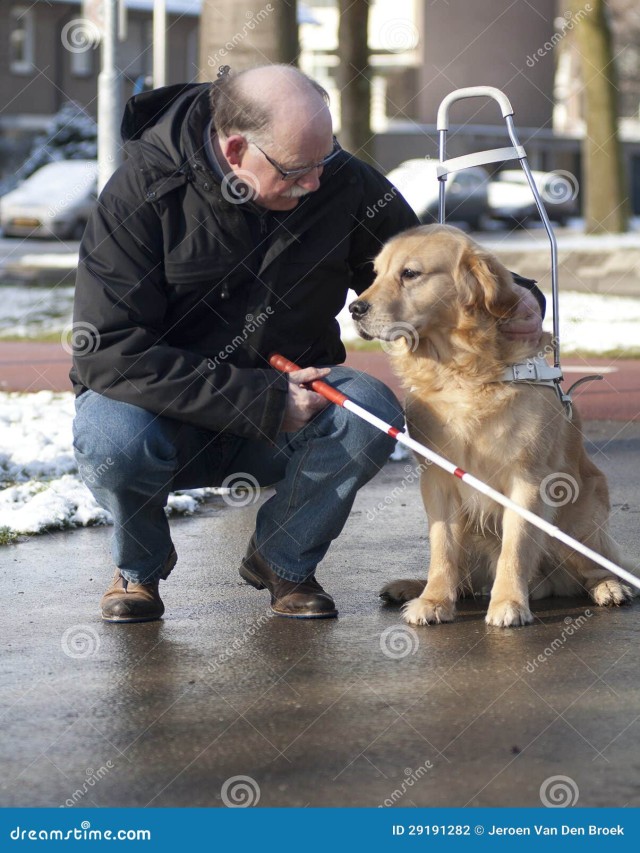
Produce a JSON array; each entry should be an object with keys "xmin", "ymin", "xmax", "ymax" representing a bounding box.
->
[
  {"xmin": 509, "ymin": 272, "xmax": 546, "ymax": 319},
  {"xmin": 72, "ymin": 178, "xmax": 288, "ymax": 439},
  {"xmin": 348, "ymin": 163, "xmax": 420, "ymax": 295}
]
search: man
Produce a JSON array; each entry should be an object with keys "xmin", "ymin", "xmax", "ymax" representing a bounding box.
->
[{"xmin": 72, "ymin": 65, "xmax": 543, "ymax": 623}]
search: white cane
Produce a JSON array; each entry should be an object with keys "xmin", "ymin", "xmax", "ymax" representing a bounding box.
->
[{"xmin": 270, "ymin": 354, "xmax": 640, "ymax": 592}]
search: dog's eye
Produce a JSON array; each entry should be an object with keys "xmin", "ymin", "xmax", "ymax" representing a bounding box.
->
[{"xmin": 400, "ymin": 268, "xmax": 419, "ymax": 281}]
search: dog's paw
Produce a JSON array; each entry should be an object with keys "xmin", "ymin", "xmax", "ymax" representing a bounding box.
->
[
  {"xmin": 380, "ymin": 579, "xmax": 426, "ymax": 605},
  {"xmin": 402, "ymin": 597, "xmax": 456, "ymax": 625},
  {"xmin": 486, "ymin": 599, "xmax": 534, "ymax": 628},
  {"xmin": 589, "ymin": 578, "xmax": 634, "ymax": 606}
]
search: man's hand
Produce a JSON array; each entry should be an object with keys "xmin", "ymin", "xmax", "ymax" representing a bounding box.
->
[
  {"xmin": 280, "ymin": 366, "xmax": 332, "ymax": 432},
  {"xmin": 501, "ymin": 284, "xmax": 543, "ymax": 345}
]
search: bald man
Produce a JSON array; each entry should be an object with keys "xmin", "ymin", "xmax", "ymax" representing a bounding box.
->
[{"xmin": 71, "ymin": 65, "xmax": 544, "ymax": 623}]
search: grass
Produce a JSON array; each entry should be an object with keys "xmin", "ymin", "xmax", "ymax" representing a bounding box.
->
[
  {"xmin": 0, "ymin": 527, "xmax": 17, "ymax": 545},
  {"xmin": 0, "ymin": 331, "xmax": 66, "ymax": 343},
  {"xmin": 343, "ymin": 340, "xmax": 640, "ymax": 360}
]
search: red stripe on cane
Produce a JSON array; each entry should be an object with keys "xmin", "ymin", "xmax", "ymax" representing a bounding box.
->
[
  {"xmin": 388, "ymin": 427, "xmax": 401, "ymax": 438},
  {"xmin": 453, "ymin": 467, "xmax": 466, "ymax": 479}
]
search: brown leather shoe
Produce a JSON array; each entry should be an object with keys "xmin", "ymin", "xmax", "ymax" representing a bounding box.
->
[
  {"xmin": 239, "ymin": 536, "xmax": 337, "ymax": 619},
  {"xmin": 100, "ymin": 548, "xmax": 177, "ymax": 623}
]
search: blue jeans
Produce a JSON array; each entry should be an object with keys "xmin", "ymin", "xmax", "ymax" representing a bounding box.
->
[{"xmin": 73, "ymin": 367, "xmax": 404, "ymax": 585}]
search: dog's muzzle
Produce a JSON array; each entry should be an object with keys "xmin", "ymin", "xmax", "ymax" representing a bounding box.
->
[
  {"xmin": 348, "ymin": 299, "xmax": 374, "ymax": 340},
  {"xmin": 349, "ymin": 299, "xmax": 370, "ymax": 319}
]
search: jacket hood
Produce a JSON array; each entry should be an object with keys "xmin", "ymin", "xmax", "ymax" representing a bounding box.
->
[{"xmin": 121, "ymin": 82, "xmax": 214, "ymax": 173}]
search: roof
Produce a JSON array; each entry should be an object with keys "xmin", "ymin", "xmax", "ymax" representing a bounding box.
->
[{"xmin": 46, "ymin": 1, "xmax": 202, "ymax": 16}]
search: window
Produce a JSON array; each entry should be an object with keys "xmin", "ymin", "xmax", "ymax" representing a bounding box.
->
[
  {"xmin": 70, "ymin": 40, "xmax": 94, "ymax": 77},
  {"xmin": 10, "ymin": 6, "xmax": 34, "ymax": 74}
]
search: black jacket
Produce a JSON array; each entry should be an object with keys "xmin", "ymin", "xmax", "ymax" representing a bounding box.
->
[
  {"xmin": 71, "ymin": 82, "xmax": 544, "ymax": 444},
  {"xmin": 71, "ymin": 83, "xmax": 418, "ymax": 441}
]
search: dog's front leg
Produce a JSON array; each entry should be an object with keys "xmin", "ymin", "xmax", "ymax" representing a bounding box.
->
[
  {"xmin": 486, "ymin": 479, "xmax": 545, "ymax": 627},
  {"xmin": 403, "ymin": 469, "xmax": 463, "ymax": 625}
]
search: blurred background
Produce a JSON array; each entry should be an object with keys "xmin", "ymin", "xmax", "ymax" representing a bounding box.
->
[{"xmin": 0, "ymin": 0, "xmax": 638, "ymax": 338}]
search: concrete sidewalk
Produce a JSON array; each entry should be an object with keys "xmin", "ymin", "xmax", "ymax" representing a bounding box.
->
[{"xmin": 1, "ymin": 419, "xmax": 639, "ymax": 809}]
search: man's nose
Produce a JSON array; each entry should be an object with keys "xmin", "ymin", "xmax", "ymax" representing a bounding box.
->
[
  {"xmin": 349, "ymin": 299, "xmax": 370, "ymax": 318},
  {"xmin": 296, "ymin": 166, "xmax": 322, "ymax": 192}
]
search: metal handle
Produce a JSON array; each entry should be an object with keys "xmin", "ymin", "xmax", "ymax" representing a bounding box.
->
[{"xmin": 437, "ymin": 87, "xmax": 514, "ymax": 131}]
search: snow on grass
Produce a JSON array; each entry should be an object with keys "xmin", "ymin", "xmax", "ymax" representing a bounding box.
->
[
  {"xmin": 0, "ymin": 285, "xmax": 74, "ymax": 339},
  {"xmin": 0, "ymin": 391, "xmax": 227, "ymax": 538},
  {"xmin": 338, "ymin": 289, "xmax": 640, "ymax": 354}
]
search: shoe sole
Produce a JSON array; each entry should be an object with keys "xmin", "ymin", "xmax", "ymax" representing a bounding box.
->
[
  {"xmin": 239, "ymin": 562, "xmax": 266, "ymax": 590},
  {"xmin": 270, "ymin": 606, "xmax": 338, "ymax": 620},
  {"xmin": 101, "ymin": 613, "xmax": 163, "ymax": 623},
  {"xmin": 239, "ymin": 563, "xmax": 338, "ymax": 619}
]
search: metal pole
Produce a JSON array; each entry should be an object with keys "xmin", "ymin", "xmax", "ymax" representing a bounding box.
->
[
  {"xmin": 153, "ymin": 0, "xmax": 167, "ymax": 89},
  {"xmin": 97, "ymin": 0, "xmax": 121, "ymax": 192},
  {"xmin": 269, "ymin": 353, "xmax": 640, "ymax": 591},
  {"xmin": 505, "ymin": 115, "xmax": 561, "ymax": 369}
]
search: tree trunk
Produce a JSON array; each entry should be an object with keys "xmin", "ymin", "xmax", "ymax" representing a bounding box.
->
[
  {"xmin": 199, "ymin": 0, "xmax": 298, "ymax": 80},
  {"xmin": 336, "ymin": 0, "xmax": 373, "ymax": 164},
  {"xmin": 570, "ymin": 0, "xmax": 628, "ymax": 233},
  {"xmin": 276, "ymin": 0, "xmax": 299, "ymax": 66}
]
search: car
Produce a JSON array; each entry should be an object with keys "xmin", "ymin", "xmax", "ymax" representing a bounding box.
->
[
  {"xmin": 385, "ymin": 159, "xmax": 490, "ymax": 230},
  {"xmin": 487, "ymin": 169, "xmax": 578, "ymax": 226},
  {"xmin": 0, "ymin": 160, "xmax": 98, "ymax": 240}
]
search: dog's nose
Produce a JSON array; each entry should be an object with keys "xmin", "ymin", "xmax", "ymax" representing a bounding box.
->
[{"xmin": 349, "ymin": 299, "xmax": 370, "ymax": 319}]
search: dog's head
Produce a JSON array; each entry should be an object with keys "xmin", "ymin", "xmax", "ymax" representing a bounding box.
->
[{"xmin": 349, "ymin": 225, "xmax": 519, "ymax": 350}]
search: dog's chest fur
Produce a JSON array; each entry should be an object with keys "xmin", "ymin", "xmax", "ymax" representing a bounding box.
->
[{"xmin": 404, "ymin": 370, "xmax": 567, "ymax": 534}]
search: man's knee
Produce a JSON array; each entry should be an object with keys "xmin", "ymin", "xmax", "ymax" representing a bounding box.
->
[
  {"xmin": 326, "ymin": 367, "xmax": 404, "ymax": 426},
  {"xmin": 317, "ymin": 367, "xmax": 404, "ymax": 470},
  {"xmin": 73, "ymin": 392, "xmax": 177, "ymax": 487}
]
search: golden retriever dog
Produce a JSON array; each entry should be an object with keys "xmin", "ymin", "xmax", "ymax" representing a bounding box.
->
[{"xmin": 349, "ymin": 224, "xmax": 634, "ymax": 628}]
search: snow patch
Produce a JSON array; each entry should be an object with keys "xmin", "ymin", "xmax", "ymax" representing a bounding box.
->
[{"xmin": 0, "ymin": 391, "xmax": 230, "ymax": 537}]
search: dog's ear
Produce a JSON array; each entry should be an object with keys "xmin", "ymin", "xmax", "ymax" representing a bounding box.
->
[{"xmin": 457, "ymin": 247, "xmax": 519, "ymax": 319}]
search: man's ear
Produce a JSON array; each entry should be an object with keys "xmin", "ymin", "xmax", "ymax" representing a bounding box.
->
[
  {"xmin": 222, "ymin": 134, "xmax": 248, "ymax": 168},
  {"xmin": 456, "ymin": 247, "xmax": 519, "ymax": 319}
]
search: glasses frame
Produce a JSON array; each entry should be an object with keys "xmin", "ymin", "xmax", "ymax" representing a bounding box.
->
[{"xmin": 247, "ymin": 136, "xmax": 342, "ymax": 181}]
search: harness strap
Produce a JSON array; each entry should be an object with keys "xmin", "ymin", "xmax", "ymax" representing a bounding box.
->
[{"xmin": 497, "ymin": 357, "xmax": 572, "ymax": 419}]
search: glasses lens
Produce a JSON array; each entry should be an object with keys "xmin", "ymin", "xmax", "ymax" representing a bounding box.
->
[{"xmin": 284, "ymin": 140, "xmax": 340, "ymax": 179}]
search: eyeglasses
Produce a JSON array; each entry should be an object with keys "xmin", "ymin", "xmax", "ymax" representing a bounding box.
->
[{"xmin": 247, "ymin": 136, "xmax": 342, "ymax": 181}]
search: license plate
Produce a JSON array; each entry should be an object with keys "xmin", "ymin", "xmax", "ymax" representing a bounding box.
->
[{"xmin": 11, "ymin": 218, "xmax": 40, "ymax": 227}]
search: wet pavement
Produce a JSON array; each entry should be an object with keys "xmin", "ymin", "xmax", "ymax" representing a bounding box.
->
[{"xmin": 1, "ymin": 419, "xmax": 639, "ymax": 809}]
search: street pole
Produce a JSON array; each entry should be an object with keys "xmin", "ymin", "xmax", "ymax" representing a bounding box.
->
[
  {"xmin": 153, "ymin": 0, "xmax": 167, "ymax": 89},
  {"xmin": 97, "ymin": 0, "xmax": 121, "ymax": 192}
]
